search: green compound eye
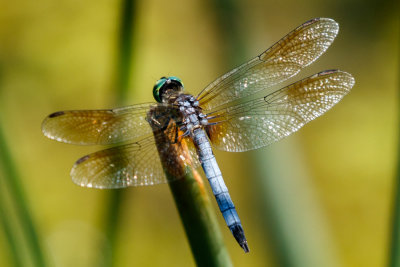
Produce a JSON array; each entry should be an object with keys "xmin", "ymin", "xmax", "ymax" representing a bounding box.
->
[
  {"xmin": 169, "ymin": 76, "xmax": 182, "ymax": 85},
  {"xmin": 153, "ymin": 77, "xmax": 168, "ymax": 103},
  {"xmin": 152, "ymin": 77, "xmax": 184, "ymax": 103}
]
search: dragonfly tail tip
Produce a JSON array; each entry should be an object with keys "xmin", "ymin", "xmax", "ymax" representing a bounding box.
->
[
  {"xmin": 230, "ymin": 224, "xmax": 249, "ymax": 253},
  {"xmin": 241, "ymin": 241, "xmax": 250, "ymax": 253}
]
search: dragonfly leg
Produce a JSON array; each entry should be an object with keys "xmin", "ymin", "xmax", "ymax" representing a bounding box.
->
[{"xmin": 147, "ymin": 116, "xmax": 163, "ymax": 128}]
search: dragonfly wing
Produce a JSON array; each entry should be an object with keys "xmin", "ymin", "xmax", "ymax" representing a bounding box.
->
[
  {"xmin": 206, "ymin": 70, "xmax": 355, "ymax": 152},
  {"xmin": 71, "ymin": 134, "xmax": 200, "ymax": 189},
  {"xmin": 42, "ymin": 103, "xmax": 158, "ymax": 145},
  {"xmin": 197, "ymin": 18, "xmax": 339, "ymax": 111}
]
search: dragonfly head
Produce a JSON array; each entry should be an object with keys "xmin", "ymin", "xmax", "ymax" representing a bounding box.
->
[{"xmin": 153, "ymin": 76, "xmax": 184, "ymax": 103}]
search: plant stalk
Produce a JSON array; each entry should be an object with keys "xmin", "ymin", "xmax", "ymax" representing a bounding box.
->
[
  {"xmin": 100, "ymin": 0, "xmax": 137, "ymax": 266},
  {"xmin": 148, "ymin": 109, "xmax": 232, "ymax": 267},
  {"xmin": 0, "ymin": 123, "xmax": 46, "ymax": 267},
  {"xmin": 388, "ymin": 12, "xmax": 400, "ymax": 267}
]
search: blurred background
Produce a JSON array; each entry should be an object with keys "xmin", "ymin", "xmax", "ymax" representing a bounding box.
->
[{"xmin": 0, "ymin": 0, "xmax": 398, "ymax": 266}]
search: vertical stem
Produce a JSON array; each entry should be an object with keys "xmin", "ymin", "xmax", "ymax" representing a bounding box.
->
[
  {"xmin": 168, "ymin": 170, "xmax": 233, "ymax": 267},
  {"xmin": 0, "ymin": 191, "xmax": 24, "ymax": 267},
  {"xmin": 100, "ymin": 0, "xmax": 137, "ymax": 266},
  {"xmin": 254, "ymin": 144, "xmax": 340, "ymax": 267},
  {"xmin": 148, "ymin": 112, "xmax": 232, "ymax": 267},
  {"xmin": 210, "ymin": 0, "xmax": 246, "ymax": 66},
  {"xmin": 114, "ymin": 0, "xmax": 137, "ymax": 105},
  {"xmin": 0, "ymin": 123, "xmax": 46, "ymax": 267},
  {"xmin": 100, "ymin": 189, "xmax": 124, "ymax": 267},
  {"xmin": 388, "ymin": 12, "xmax": 400, "ymax": 267},
  {"xmin": 209, "ymin": 1, "xmax": 340, "ymax": 265}
]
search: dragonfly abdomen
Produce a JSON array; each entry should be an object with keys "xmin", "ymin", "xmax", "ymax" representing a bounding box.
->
[{"xmin": 192, "ymin": 128, "xmax": 249, "ymax": 252}]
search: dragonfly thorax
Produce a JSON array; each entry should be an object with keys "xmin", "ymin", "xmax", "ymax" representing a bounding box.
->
[{"xmin": 175, "ymin": 94, "xmax": 208, "ymax": 136}]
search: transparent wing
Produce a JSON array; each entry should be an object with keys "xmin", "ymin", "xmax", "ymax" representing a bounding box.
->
[
  {"xmin": 197, "ymin": 18, "xmax": 339, "ymax": 111},
  {"xmin": 42, "ymin": 103, "xmax": 156, "ymax": 145},
  {"xmin": 205, "ymin": 70, "xmax": 355, "ymax": 152},
  {"xmin": 71, "ymin": 134, "xmax": 200, "ymax": 189}
]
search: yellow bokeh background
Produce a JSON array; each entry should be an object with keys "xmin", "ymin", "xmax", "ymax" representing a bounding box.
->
[{"xmin": 0, "ymin": 0, "xmax": 398, "ymax": 266}]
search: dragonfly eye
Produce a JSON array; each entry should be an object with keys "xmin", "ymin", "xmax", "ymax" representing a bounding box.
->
[{"xmin": 153, "ymin": 76, "xmax": 184, "ymax": 103}]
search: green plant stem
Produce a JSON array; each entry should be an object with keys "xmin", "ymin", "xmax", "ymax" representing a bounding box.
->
[
  {"xmin": 0, "ymin": 193, "xmax": 23, "ymax": 267},
  {"xmin": 147, "ymin": 112, "xmax": 232, "ymax": 267},
  {"xmin": 388, "ymin": 13, "xmax": 400, "ymax": 267},
  {"xmin": 210, "ymin": 1, "xmax": 340, "ymax": 265},
  {"xmin": 100, "ymin": 189, "xmax": 124, "ymax": 267},
  {"xmin": 100, "ymin": 0, "xmax": 137, "ymax": 266},
  {"xmin": 0, "ymin": 123, "xmax": 46, "ymax": 267},
  {"xmin": 209, "ymin": 0, "xmax": 245, "ymax": 66},
  {"xmin": 254, "ymin": 143, "xmax": 340, "ymax": 267},
  {"xmin": 114, "ymin": 0, "xmax": 137, "ymax": 105},
  {"xmin": 168, "ymin": 170, "xmax": 232, "ymax": 267}
]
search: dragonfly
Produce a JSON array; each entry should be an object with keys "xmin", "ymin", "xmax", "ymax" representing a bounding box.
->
[{"xmin": 42, "ymin": 18, "xmax": 355, "ymax": 253}]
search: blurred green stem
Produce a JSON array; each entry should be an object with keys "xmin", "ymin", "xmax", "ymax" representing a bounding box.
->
[
  {"xmin": 209, "ymin": 0, "xmax": 245, "ymax": 66},
  {"xmin": 114, "ymin": 0, "xmax": 137, "ymax": 105},
  {"xmin": 0, "ymin": 192, "xmax": 23, "ymax": 267},
  {"xmin": 210, "ymin": 0, "xmax": 339, "ymax": 265},
  {"xmin": 388, "ymin": 13, "xmax": 400, "ymax": 267},
  {"xmin": 0, "ymin": 123, "xmax": 46, "ymax": 267},
  {"xmin": 254, "ymin": 143, "xmax": 340, "ymax": 267},
  {"xmin": 100, "ymin": 0, "xmax": 137, "ymax": 266}
]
